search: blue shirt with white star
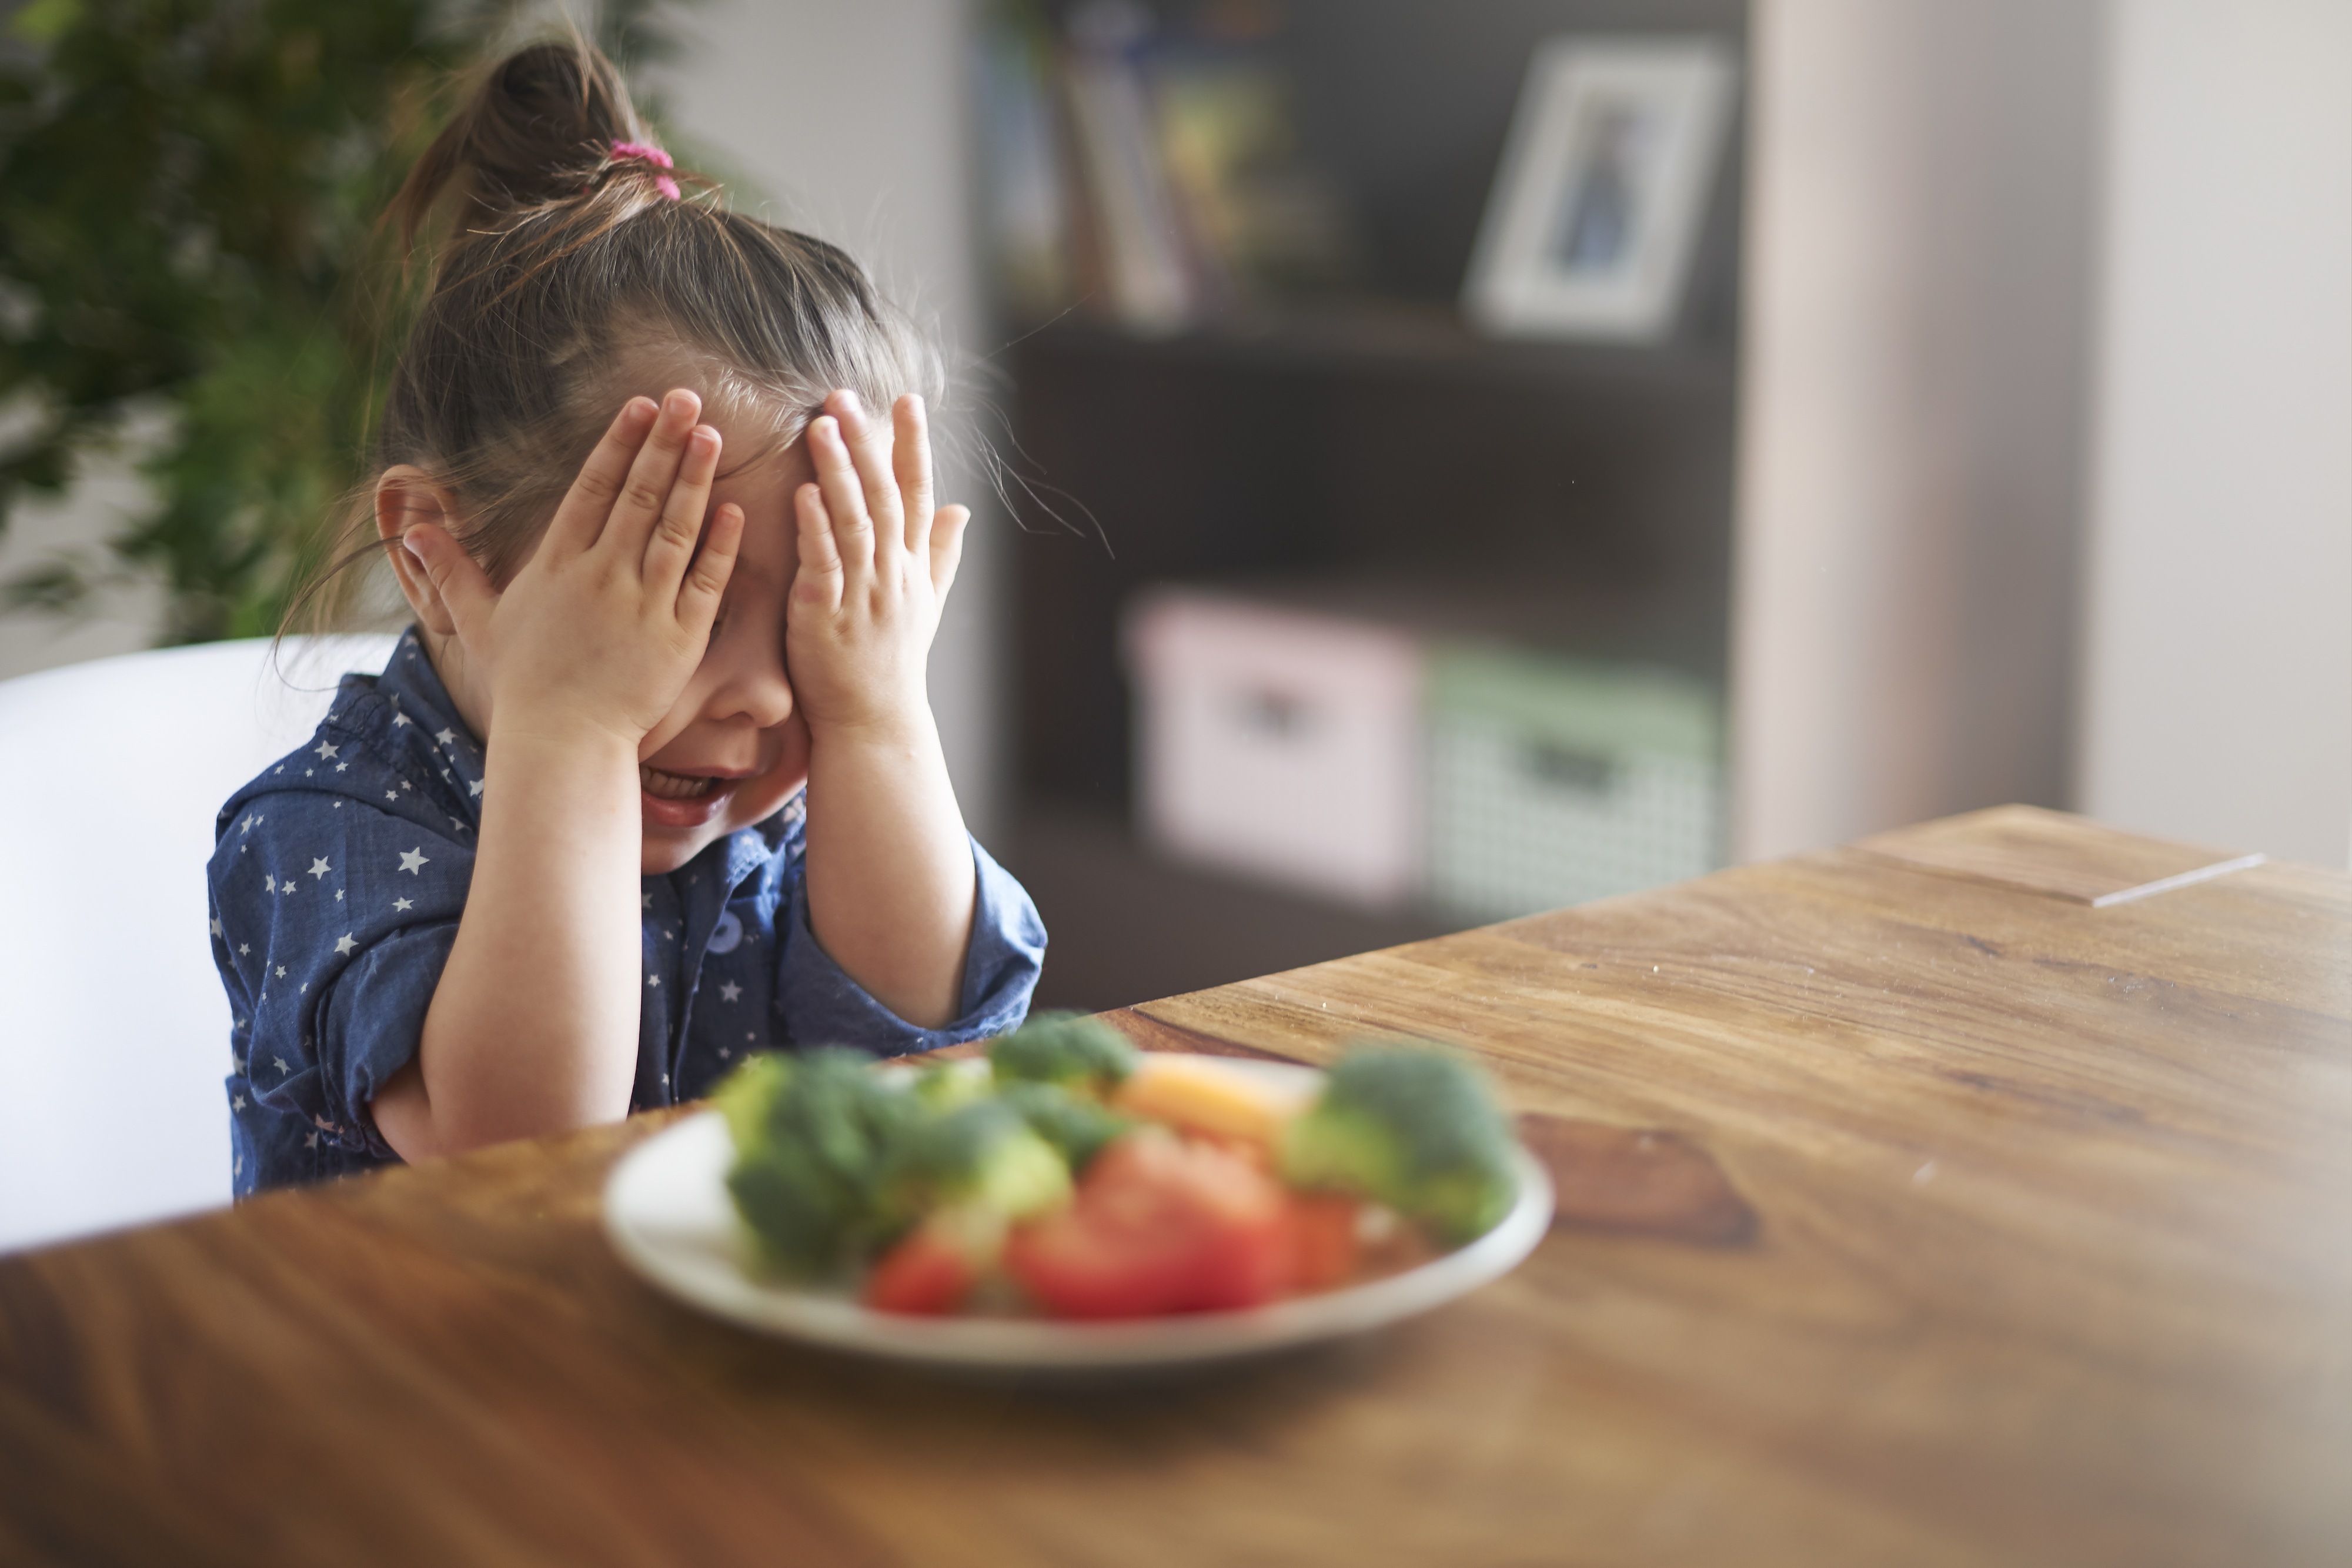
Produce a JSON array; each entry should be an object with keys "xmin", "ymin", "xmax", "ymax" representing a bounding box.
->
[{"xmin": 207, "ymin": 628, "xmax": 1046, "ymax": 1196}]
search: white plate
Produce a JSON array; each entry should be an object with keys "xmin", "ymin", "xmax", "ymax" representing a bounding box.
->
[{"xmin": 602, "ymin": 1056, "xmax": 1555, "ymax": 1373}]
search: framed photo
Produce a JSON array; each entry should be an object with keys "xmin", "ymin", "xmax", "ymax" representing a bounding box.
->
[{"xmin": 1463, "ymin": 38, "xmax": 1737, "ymax": 342}]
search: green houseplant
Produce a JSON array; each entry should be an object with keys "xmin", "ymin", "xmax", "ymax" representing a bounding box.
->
[{"xmin": 0, "ymin": 0, "xmax": 679, "ymax": 644}]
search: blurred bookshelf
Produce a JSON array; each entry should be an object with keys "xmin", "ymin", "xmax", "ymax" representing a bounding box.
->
[{"xmin": 980, "ymin": 0, "xmax": 1751, "ymax": 1012}]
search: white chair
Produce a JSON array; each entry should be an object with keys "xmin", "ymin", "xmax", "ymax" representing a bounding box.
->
[{"xmin": 0, "ymin": 633, "xmax": 401, "ymax": 1252}]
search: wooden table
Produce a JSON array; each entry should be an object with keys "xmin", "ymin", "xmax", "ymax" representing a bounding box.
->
[{"xmin": 4, "ymin": 807, "xmax": 2346, "ymax": 1566}]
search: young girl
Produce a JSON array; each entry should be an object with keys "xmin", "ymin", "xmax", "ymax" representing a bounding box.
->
[{"xmin": 208, "ymin": 40, "xmax": 1043, "ymax": 1195}]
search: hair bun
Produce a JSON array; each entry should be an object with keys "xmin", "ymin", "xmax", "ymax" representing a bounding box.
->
[{"xmin": 389, "ymin": 39, "xmax": 657, "ymax": 252}]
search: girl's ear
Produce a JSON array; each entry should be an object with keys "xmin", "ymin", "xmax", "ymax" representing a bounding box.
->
[{"xmin": 376, "ymin": 466, "xmax": 466, "ymax": 636}]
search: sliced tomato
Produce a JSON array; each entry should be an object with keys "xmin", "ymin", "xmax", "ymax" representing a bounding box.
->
[
  {"xmin": 1281, "ymin": 1193, "xmax": 1363, "ymax": 1292},
  {"xmin": 1007, "ymin": 1129, "xmax": 1289, "ymax": 1318},
  {"xmin": 863, "ymin": 1207, "xmax": 1003, "ymax": 1315}
]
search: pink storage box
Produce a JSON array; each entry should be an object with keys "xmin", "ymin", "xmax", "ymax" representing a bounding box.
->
[{"xmin": 1124, "ymin": 589, "xmax": 1423, "ymax": 908}]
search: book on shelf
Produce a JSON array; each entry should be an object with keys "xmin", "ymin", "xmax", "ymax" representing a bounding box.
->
[
  {"xmin": 975, "ymin": 15, "xmax": 1073, "ymax": 324},
  {"xmin": 977, "ymin": 0, "xmax": 1354, "ymax": 335}
]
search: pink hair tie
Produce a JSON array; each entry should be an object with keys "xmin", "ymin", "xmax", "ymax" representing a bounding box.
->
[{"xmin": 610, "ymin": 141, "xmax": 680, "ymax": 202}]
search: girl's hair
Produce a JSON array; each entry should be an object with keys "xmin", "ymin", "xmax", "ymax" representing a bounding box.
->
[{"xmin": 291, "ymin": 37, "xmax": 940, "ymax": 624}]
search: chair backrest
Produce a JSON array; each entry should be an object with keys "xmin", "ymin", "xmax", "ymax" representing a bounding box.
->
[{"xmin": 0, "ymin": 634, "xmax": 401, "ymax": 1253}]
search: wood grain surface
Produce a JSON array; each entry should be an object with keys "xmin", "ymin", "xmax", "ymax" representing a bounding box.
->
[
  {"xmin": 1851, "ymin": 802, "xmax": 2266, "ymax": 905},
  {"xmin": 2, "ymin": 810, "xmax": 2346, "ymax": 1567}
]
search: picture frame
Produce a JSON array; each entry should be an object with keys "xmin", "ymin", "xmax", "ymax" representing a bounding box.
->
[{"xmin": 1462, "ymin": 37, "xmax": 1738, "ymax": 343}]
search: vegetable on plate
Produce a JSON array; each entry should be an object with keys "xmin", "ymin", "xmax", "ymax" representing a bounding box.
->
[{"xmin": 713, "ymin": 1015, "xmax": 1524, "ymax": 1320}]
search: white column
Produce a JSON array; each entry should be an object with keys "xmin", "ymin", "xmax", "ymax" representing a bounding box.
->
[
  {"xmin": 1732, "ymin": 0, "xmax": 2104, "ymax": 860},
  {"xmin": 2079, "ymin": 0, "xmax": 2352, "ymax": 868}
]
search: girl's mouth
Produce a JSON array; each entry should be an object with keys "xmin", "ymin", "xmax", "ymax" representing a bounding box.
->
[
  {"xmin": 639, "ymin": 763, "xmax": 737, "ymax": 828},
  {"xmin": 640, "ymin": 763, "xmax": 719, "ymax": 800}
]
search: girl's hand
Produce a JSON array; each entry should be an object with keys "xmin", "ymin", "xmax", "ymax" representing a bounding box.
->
[
  {"xmin": 401, "ymin": 389, "xmax": 744, "ymax": 749},
  {"xmin": 788, "ymin": 390, "xmax": 971, "ymax": 738}
]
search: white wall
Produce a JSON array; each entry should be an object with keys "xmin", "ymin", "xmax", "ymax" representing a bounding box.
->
[
  {"xmin": 1732, "ymin": 0, "xmax": 2106, "ymax": 861},
  {"xmin": 2078, "ymin": 0, "xmax": 2352, "ymax": 869},
  {"xmin": 649, "ymin": 0, "xmax": 1007, "ymax": 844}
]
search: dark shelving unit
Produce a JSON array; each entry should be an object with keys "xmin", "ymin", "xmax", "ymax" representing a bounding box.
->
[{"xmin": 993, "ymin": 0, "xmax": 1750, "ymax": 1012}]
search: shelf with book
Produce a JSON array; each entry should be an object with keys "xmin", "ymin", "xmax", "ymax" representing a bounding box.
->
[
  {"xmin": 1010, "ymin": 299, "xmax": 1738, "ymax": 400},
  {"xmin": 980, "ymin": 0, "xmax": 1752, "ymax": 1004}
]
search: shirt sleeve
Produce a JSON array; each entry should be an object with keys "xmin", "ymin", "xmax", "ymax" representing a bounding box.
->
[
  {"xmin": 210, "ymin": 788, "xmax": 471, "ymax": 1157},
  {"xmin": 773, "ymin": 835, "xmax": 1045, "ymax": 1056}
]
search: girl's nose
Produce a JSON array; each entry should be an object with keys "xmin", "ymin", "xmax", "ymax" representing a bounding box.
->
[{"xmin": 706, "ymin": 639, "xmax": 795, "ymax": 731}]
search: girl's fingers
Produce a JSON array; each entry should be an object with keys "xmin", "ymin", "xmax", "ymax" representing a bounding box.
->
[
  {"xmin": 677, "ymin": 501, "xmax": 744, "ymax": 630},
  {"xmin": 402, "ymin": 521, "xmax": 499, "ymax": 641},
  {"xmin": 928, "ymin": 504, "xmax": 970, "ymax": 601},
  {"xmin": 793, "ymin": 480, "xmax": 847, "ymax": 614},
  {"xmin": 830, "ymin": 390, "xmax": 906, "ymax": 557},
  {"xmin": 807, "ymin": 413, "xmax": 876, "ymax": 576},
  {"xmin": 893, "ymin": 394, "xmax": 936, "ymax": 557},
  {"xmin": 640, "ymin": 424, "xmax": 724, "ymax": 592},
  {"xmin": 602, "ymin": 389, "xmax": 703, "ymax": 560},
  {"xmin": 544, "ymin": 397, "xmax": 661, "ymax": 555}
]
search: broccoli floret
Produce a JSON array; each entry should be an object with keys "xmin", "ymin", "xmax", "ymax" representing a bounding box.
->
[
  {"xmin": 876, "ymin": 1098, "xmax": 1073, "ymax": 1232},
  {"xmin": 1279, "ymin": 1044, "xmax": 1518, "ymax": 1244},
  {"xmin": 719, "ymin": 1048, "xmax": 920, "ymax": 1276},
  {"xmin": 908, "ymin": 1056, "xmax": 993, "ymax": 1112},
  {"xmin": 712, "ymin": 1049, "xmax": 794, "ymax": 1155},
  {"xmin": 985, "ymin": 1011, "xmax": 1138, "ymax": 1097},
  {"xmin": 997, "ymin": 1079, "xmax": 1131, "ymax": 1172}
]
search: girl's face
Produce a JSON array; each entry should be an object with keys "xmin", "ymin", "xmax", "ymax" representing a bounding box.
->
[{"xmin": 629, "ymin": 422, "xmax": 814, "ymax": 875}]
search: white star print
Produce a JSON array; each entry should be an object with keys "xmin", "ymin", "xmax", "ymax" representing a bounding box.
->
[
  {"xmin": 263, "ymin": 874, "xmax": 275, "ymax": 892},
  {"xmin": 648, "ymin": 975, "xmax": 660, "ymax": 988},
  {"xmin": 435, "ymin": 728, "xmax": 456, "ymax": 745},
  {"xmin": 397, "ymin": 848, "xmax": 429, "ymax": 874},
  {"xmin": 209, "ymin": 914, "xmax": 223, "ymax": 938},
  {"xmin": 393, "ymin": 897, "xmax": 414, "ymax": 912},
  {"xmin": 336, "ymin": 761, "xmax": 349, "ymax": 773},
  {"xmin": 282, "ymin": 881, "xmax": 296, "ymax": 897},
  {"xmin": 305, "ymin": 1131, "xmax": 319, "ymax": 1149},
  {"xmin": 642, "ymin": 892, "xmax": 653, "ymax": 908},
  {"xmin": 719, "ymin": 981, "xmax": 742, "ymax": 1002},
  {"xmin": 308, "ymin": 856, "xmax": 330, "ymax": 880},
  {"xmin": 239, "ymin": 943, "xmax": 250, "ymax": 955},
  {"xmin": 315, "ymin": 740, "xmax": 339, "ymax": 760},
  {"xmin": 385, "ymin": 790, "xmax": 398, "ymax": 801},
  {"xmin": 335, "ymin": 890, "xmax": 344, "ymax": 901},
  {"xmin": 469, "ymin": 777, "xmax": 483, "ymax": 796},
  {"xmin": 334, "ymin": 934, "xmax": 357, "ymax": 957},
  {"xmin": 392, "ymin": 712, "xmax": 412, "ymax": 727},
  {"xmin": 232, "ymin": 1095, "xmax": 245, "ymax": 1111},
  {"xmin": 273, "ymin": 1057, "xmax": 290, "ymax": 1074},
  {"xmin": 275, "ymin": 965, "xmax": 287, "ymax": 978}
]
